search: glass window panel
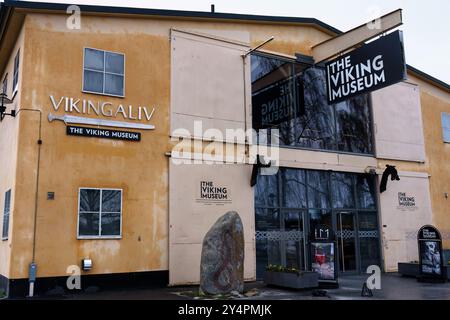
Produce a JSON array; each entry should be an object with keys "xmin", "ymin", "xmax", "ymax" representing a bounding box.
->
[
  {"xmin": 442, "ymin": 113, "xmax": 450, "ymax": 129},
  {"xmin": 331, "ymin": 173, "xmax": 355, "ymax": 209},
  {"xmin": 358, "ymin": 212, "xmax": 380, "ymax": 270},
  {"xmin": 280, "ymin": 169, "xmax": 306, "ymax": 208},
  {"xmin": 84, "ymin": 48, "xmax": 104, "ymax": 71},
  {"xmin": 307, "ymin": 170, "xmax": 330, "ymax": 209},
  {"xmin": 356, "ymin": 174, "xmax": 377, "ymax": 209},
  {"xmin": 285, "ymin": 241, "xmax": 301, "ymax": 269},
  {"xmin": 254, "ymin": 174, "xmax": 279, "ymax": 208},
  {"xmin": 309, "ymin": 209, "xmax": 332, "ymax": 234},
  {"xmin": 289, "ymin": 67, "xmax": 336, "ymax": 150},
  {"xmin": 335, "ymin": 94, "xmax": 373, "ymax": 154},
  {"xmin": 255, "ymin": 208, "xmax": 280, "ymax": 231},
  {"xmin": 104, "ymin": 74, "xmax": 124, "ymax": 96},
  {"xmin": 102, "ymin": 190, "xmax": 121, "ymax": 213},
  {"xmin": 84, "ymin": 70, "xmax": 104, "ymax": 93},
  {"xmin": 78, "ymin": 212, "xmax": 99, "ymax": 236},
  {"xmin": 105, "ymin": 52, "xmax": 124, "ymax": 74},
  {"xmin": 444, "ymin": 128, "xmax": 450, "ymax": 143},
  {"xmin": 101, "ymin": 212, "xmax": 121, "ymax": 236},
  {"xmin": 283, "ymin": 211, "xmax": 301, "ymax": 231},
  {"xmin": 80, "ymin": 189, "xmax": 100, "ymax": 212}
]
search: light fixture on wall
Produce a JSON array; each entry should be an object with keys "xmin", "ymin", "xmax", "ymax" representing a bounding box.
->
[
  {"xmin": 81, "ymin": 259, "xmax": 93, "ymax": 271},
  {"xmin": 0, "ymin": 93, "xmax": 15, "ymax": 121}
]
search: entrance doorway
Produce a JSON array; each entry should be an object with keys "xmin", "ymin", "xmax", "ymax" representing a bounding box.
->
[
  {"xmin": 254, "ymin": 168, "xmax": 381, "ymax": 279},
  {"xmin": 336, "ymin": 211, "xmax": 357, "ymax": 273}
]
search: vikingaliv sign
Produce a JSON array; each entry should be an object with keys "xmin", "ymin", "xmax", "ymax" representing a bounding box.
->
[{"xmin": 325, "ymin": 30, "xmax": 406, "ymax": 104}]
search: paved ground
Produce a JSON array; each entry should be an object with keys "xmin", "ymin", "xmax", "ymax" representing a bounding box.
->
[{"xmin": 43, "ymin": 273, "xmax": 450, "ymax": 300}]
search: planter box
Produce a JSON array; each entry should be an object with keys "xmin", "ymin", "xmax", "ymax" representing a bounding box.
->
[
  {"xmin": 263, "ymin": 271, "xmax": 319, "ymax": 290},
  {"xmin": 398, "ymin": 262, "xmax": 450, "ymax": 280}
]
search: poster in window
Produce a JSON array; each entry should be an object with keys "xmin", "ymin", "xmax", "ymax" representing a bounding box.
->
[
  {"xmin": 311, "ymin": 242, "xmax": 335, "ymax": 280},
  {"xmin": 420, "ymin": 241, "xmax": 442, "ymax": 276}
]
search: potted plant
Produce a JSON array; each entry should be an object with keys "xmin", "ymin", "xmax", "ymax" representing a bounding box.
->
[{"xmin": 263, "ymin": 265, "xmax": 319, "ymax": 289}]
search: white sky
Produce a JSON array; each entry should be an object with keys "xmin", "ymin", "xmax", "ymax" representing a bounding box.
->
[{"xmin": 5, "ymin": 0, "xmax": 450, "ymax": 84}]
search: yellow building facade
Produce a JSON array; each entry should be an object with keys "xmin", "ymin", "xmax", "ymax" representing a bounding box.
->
[{"xmin": 0, "ymin": 1, "xmax": 449, "ymax": 297}]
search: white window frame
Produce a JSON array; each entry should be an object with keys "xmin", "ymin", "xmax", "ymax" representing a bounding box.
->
[
  {"xmin": 2, "ymin": 189, "xmax": 11, "ymax": 241},
  {"xmin": 12, "ymin": 49, "xmax": 20, "ymax": 95},
  {"xmin": 77, "ymin": 188, "xmax": 123, "ymax": 240},
  {"xmin": 82, "ymin": 47, "xmax": 126, "ymax": 98},
  {"xmin": 442, "ymin": 112, "xmax": 450, "ymax": 143}
]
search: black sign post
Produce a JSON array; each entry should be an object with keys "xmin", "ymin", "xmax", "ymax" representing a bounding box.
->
[
  {"xmin": 310, "ymin": 224, "xmax": 339, "ymax": 288},
  {"xmin": 325, "ymin": 30, "xmax": 406, "ymax": 105},
  {"xmin": 66, "ymin": 125, "xmax": 141, "ymax": 142},
  {"xmin": 417, "ymin": 225, "xmax": 446, "ymax": 283}
]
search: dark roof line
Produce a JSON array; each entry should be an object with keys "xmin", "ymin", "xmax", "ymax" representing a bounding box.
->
[
  {"xmin": 407, "ymin": 64, "xmax": 450, "ymax": 92},
  {"xmin": 1, "ymin": 0, "xmax": 450, "ymax": 92},
  {"xmin": 3, "ymin": 0, "xmax": 343, "ymax": 34}
]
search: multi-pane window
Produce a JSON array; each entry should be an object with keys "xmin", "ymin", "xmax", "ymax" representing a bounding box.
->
[
  {"xmin": 83, "ymin": 48, "xmax": 125, "ymax": 97},
  {"xmin": 442, "ymin": 112, "xmax": 450, "ymax": 143},
  {"xmin": 2, "ymin": 74, "xmax": 7, "ymax": 95},
  {"xmin": 251, "ymin": 53, "xmax": 374, "ymax": 155},
  {"xmin": 78, "ymin": 188, "xmax": 122, "ymax": 238},
  {"xmin": 2, "ymin": 190, "xmax": 11, "ymax": 240},
  {"xmin": 13, "ymin": 50, "xmax": 20, "ymax": 92}
]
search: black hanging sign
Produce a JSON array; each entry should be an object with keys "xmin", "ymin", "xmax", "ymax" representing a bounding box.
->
[
  {"xmin": 417, "ymin": 225, "xmax": 446, "ymax": 282},
  {"xmin": 325, "ymin": 30, "xmax": 406, "ymax": 104},
  {"xmin": 66, "ymin": 125, "xmax": 141, "ymax": 142}
]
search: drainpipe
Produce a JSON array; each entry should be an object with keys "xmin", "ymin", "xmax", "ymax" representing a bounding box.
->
[{"xmin": 15, "ymin": 108, "xmax": 42, "ymax": 298}]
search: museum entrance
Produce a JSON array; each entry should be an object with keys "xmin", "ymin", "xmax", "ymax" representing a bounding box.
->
[{"xmin": 255, "ymin": 168, "xmax": 381, "ymax": 279}]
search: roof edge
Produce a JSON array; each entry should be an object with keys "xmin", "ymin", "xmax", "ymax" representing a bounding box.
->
[{"xmin": 3, "ymin": 0, "xmax": 342, "ymax": 34}]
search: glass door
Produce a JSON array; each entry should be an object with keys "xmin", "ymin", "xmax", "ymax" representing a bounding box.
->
[{"xmin": 336, "ymin": 211, "xmax": 357, "ymax": 273}]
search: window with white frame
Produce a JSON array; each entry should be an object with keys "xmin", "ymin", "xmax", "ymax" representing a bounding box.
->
[
  {"xmin": 83, "ymin": 48, "xmax": 125, "ymax": 97},
  {"xmin": 2, "ymin": 190, "xmax": 11, "ymax": 240},
  {"xmin": 2, "ymin": 74, "xmax": 7, "ymax": 95},
  {"xmin": 78, "ymin": 188, "xmax": 122, "ymax": 238},
  {"xmin": 442, "ymin": 112, "xmax": 450, "ymax": 143},
  {"xmin": 12, "ymin": 50, "xmax": 20, "ymax": 93}
]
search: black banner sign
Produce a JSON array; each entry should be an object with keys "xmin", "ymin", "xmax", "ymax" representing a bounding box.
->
[
  {"xmin": 325, "ymin": 30, "xmax": 406, "ymax": 104},
  {"xmin": 66, "ymin": 126, "xmax": 141, "ymax": 141}
]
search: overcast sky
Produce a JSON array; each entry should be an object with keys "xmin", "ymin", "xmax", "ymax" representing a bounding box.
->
[{"xmin": 6, "ymin": 0, "xmax": 450, "ymax": 83}]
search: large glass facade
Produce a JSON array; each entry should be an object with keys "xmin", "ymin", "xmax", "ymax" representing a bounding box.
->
[
  {"xmin": 255, "ymin": 168, "xmax": 380, "ymax": 279},
  {"xmin": 251, "ymin": 53, "xmax": 374, "ymax": 155}
]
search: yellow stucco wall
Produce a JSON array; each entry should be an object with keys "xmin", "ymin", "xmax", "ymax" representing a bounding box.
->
[
  {"xmin": 0, "ymin": 21, "xmax": 25, "ymax": 279},
  {"xmin": 1, "ymin": 12, "xmax": 334, "ymax": 280},
  {"xmin": 1, "ymin": 9, "xmax": 449, "ymax": 280},
  {"xmin": 407, "ymin": 75, "xmax": 450, "ymax": 248}
]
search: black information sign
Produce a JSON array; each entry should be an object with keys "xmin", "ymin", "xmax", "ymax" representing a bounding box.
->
[
  {"xmin": 310, "ymin": 225, "xmax": 338, "ymax": 286},
  {"xmin": 417, "ymin": 225, "xmax": 446, "ymax": 282},
  {"xmin": 66, "ymin": 126, "xmax": 141, "ymax": 142},
  {"xmin": 325, "ymin": 30, "xmax": 406, "ymax": 104},
  {"xmin": 252, "ymin": 76, "xmax": 304, "ymax": 130}
]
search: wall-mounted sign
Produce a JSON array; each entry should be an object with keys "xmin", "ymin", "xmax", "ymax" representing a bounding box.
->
[
  {"xmin": 252, "ymin": 77, "xmax": 303, "ymax": 129},
  {"xmin": 196, "ymin": 181, "xmax": 232, "ymax": 206},
  {"xmin": 417, "ymin": 225, "xmax": 445, "ymax": 282},
  {"xmin": 397, "ymin": 192, "xmax": 418, "ymax": 211},
  {"xmin": 67, "ymin": 126, "xmax": 141, "ymax": 142},
  {"xmin": 325, "ymin": 30, "xmax": 406, "ymax": 104},
  {"xmin": 49, "ymin": 95, "xmax": 156, "ymax": 131}
]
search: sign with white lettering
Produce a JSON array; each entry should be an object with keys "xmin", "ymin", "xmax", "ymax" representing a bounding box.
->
[
  {"xmin": 325, "ymin": 30, "xmax": 406, "ymax": 104},
  {"xmin": 66, "ymin": 126, "xmax": 141, "ymax": 141}
]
